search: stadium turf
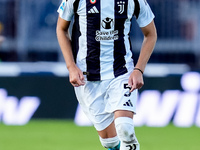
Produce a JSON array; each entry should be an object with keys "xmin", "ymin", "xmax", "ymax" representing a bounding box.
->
[{"xmin": 0, "ymin": 120, "xmax": 199, "ymax": 150}]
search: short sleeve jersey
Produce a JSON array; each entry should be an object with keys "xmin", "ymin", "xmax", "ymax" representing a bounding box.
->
[{"xmin": 58, "ymin": 0, "xmax": 154, "ymax": 81}]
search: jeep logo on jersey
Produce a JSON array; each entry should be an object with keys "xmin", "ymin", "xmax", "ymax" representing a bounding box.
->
[
  {"xmin": 117, "ymin": 1, "xmax": 125, "ymax": 14},
  {"xmin": 102, "ymin": 17, "xmax": 114, "ymax": 29}
]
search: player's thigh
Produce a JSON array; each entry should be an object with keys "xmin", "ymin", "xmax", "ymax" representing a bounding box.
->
[
  {"xmin": 105, "ymin": 72, "xmax": 138, "ymax": 114},
  {"xmin": 74, "ymin": 80, "xmax": 114, "ymax": 131}
]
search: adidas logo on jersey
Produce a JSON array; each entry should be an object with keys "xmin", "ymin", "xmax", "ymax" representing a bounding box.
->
[
  {"xmin": 123, "ymin": 100, "xmax": 133, "ymax": 107},
  {"xmin": 88, "ymin": 6, "xmax": 99, "ymax": 13}
]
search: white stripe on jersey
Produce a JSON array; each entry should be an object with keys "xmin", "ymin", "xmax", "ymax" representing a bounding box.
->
[
  {"xmin": 124, "ymin": 0, "xmax": 135, "ymax": 69},
  {"xmin": 100, "ymin": 0, "xmax": 115, "ymax": 80}
]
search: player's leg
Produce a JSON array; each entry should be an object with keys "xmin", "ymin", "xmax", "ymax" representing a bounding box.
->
[
  {"xmin": 74, "ymin": 80, "xmax": 120, "ymax": 150},
  {"xmin": 105, "ymin": 70, "xmax": 140, "ymax": 150},
  {"xmin": 114, "ymin": 111, "xmax": 140, "ymax": 150},
  {"xmin": 98, "ymin": 111, "xmax": 139, "ymax": 150},
  {"xmin": 98, "ymin": 121, "xmax": 120, "ymax": 150}
]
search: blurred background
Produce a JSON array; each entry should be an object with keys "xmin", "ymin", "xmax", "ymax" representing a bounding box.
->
[
  {"xmin": 0, "ymin": 0, "xmax": 200, "ymax": 127},
  {"xmin": 0, "ymin": 0, "xmax": 200, "ymax": 150}
]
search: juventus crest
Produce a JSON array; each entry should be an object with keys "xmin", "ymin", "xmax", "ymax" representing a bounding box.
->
[{"xmin": 117, "ymin": 1, "xmax": 125, "ymax": 14}]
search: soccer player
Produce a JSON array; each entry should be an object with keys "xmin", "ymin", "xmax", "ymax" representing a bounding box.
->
[{"xmin": 56, "ymin": 0, "xmax": 157, "ymax": 149}]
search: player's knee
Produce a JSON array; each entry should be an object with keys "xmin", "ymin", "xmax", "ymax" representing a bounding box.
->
[
  {"xmin": 115, "ymin": 117, "xmax": 137, "ymax": 143},
  {"xmin": 99, "ymin": 136, "xmax": 120, "ymax": 149}
]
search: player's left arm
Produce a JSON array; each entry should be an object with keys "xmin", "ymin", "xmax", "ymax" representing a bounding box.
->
[{"xmin": 128, "ymin": 20, "xmax": 157, "ymax": 92}]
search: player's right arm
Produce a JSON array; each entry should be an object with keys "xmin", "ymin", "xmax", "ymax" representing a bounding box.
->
[{"xmin": 56, "ymin": 17, "xmax": 85, "ymax": 87}]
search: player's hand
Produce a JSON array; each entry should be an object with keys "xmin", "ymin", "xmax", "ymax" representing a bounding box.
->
[
  {"xmin": 68, "ymin": 64, "xmax": 85, "ymax": 87},
  {"xmin": 128, "ymin": 70, "xmax": 144, "ymax": 92}
]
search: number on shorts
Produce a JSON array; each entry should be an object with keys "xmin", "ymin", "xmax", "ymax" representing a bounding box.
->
[{"xmin": 124, "ymin": 83, "xmax": 131, "ymax": 97}]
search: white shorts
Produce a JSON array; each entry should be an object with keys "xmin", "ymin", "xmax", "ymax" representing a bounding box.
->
[{"xmin": 74, "ymin": 71, "xmax": 138, "ymax": 131}]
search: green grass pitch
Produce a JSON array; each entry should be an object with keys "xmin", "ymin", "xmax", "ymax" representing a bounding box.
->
[{"xmin": 0, "ymin": 120, "xmax": 199, "ymax": 150}]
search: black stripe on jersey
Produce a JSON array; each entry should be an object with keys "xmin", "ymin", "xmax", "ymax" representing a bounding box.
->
[
  {"xmin": 113, "ymin": 0, "xmax": 128, "ymax": 77},
  {"xmin": 73, "ymin": 0, "xmax": 80, "ymax": 13},
  {"xmin": 71, "ymin": 0, "xmax": 81, "ymax": 62},
  {"xmin": 86, "ymin": 0, "xmax": 101, "ymax": 81},
  {"xmin": 133, "ymin": 0, "xmax": 140, "ymax": 19}
]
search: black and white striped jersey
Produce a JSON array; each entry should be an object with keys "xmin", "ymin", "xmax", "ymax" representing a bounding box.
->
[{"xmin": 58, "ymin": 0, "xmax": 154, "ymax": 81}]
